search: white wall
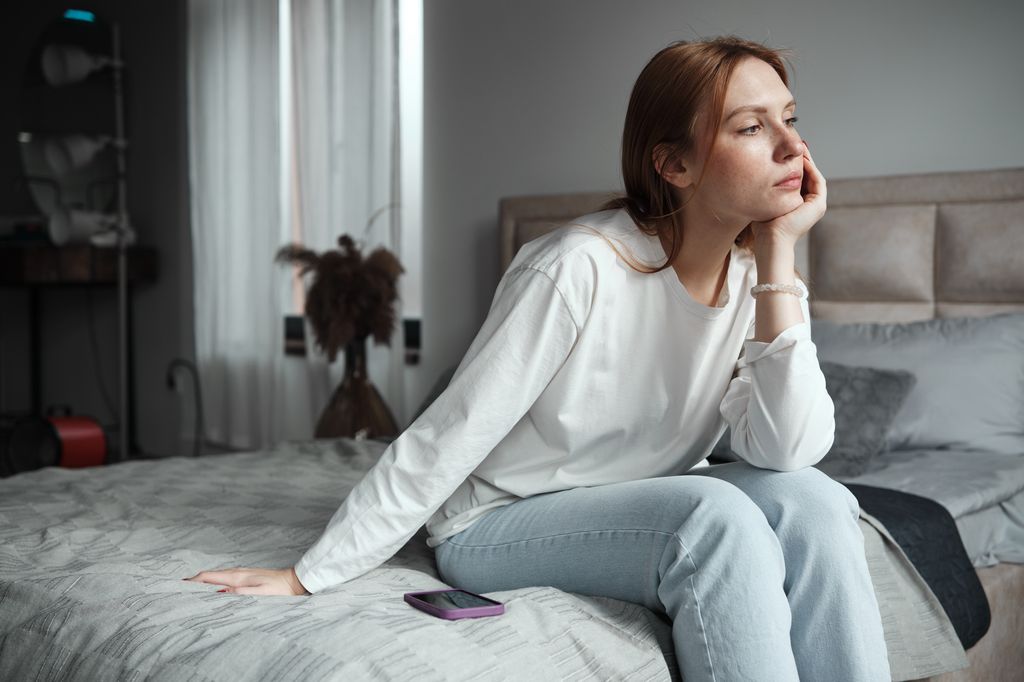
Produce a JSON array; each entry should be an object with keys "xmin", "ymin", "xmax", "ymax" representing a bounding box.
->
[{"xmin": 412, "ymin": 0, "xmax": 1024, "ymax": 413}]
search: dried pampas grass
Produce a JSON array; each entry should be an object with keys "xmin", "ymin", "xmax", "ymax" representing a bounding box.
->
[{"xmin": 275, "ymin": 234, "xmax": 405, "ymax": 363}]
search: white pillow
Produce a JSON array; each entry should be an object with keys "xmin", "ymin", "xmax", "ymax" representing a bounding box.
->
[{"xmin": 810, "ymin": 313, "xmax": 1024, "ymax": 456}]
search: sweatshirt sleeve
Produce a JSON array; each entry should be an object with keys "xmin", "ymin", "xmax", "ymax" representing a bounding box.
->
[
  {"xmin": 294, "ymin": 266, "xmax": 581, "ymax": 592},
  {"xmin": 717, "ymin": 281, "xmax": 835, "ymax": 472}
]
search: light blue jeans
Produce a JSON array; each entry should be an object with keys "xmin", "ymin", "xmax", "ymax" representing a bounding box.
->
[{"xmin": 434, "ymin": 461, "xmax": 892, "ymax": 681}]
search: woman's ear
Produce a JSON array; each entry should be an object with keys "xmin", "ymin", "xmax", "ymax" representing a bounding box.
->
[{"xmin": 652, "ymin": 143, "xmax": 693, "ymax": 190}]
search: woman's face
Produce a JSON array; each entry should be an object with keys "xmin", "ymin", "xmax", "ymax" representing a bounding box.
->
[{"xmin": 680, "ymin": 56, "xmax": 806, "ymax": 225}]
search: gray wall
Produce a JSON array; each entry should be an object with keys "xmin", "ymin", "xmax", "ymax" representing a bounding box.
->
[
  {"xmin": 0, "ymin": 0, "xmax": 192, "ymax": 458},
  {"xmin": 415, "ymin": 0, "xmax": 1024, "ymax": 408},
  {"xmin": 3, "ymin": 1, "xmax": 1022, "ymax": 454}
]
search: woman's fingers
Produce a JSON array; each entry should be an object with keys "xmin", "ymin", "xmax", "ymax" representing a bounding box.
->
[
  {"xmin": 225, "ymin": 584, "xmax": 286, "ymax": 596},
  {"xmin": 802, "ymin": 155, "xmax": 823, "ymax": 199},
  {"xmin": 802, "ymin": 145, "xmax": 827, "ymax": 203},
  {"xmin": 186, "ymin": 567, "xmax": 307, "ymax": 596},
  {"xmin": 185, "ymin": 569, "xmax": 256, "ymax": 587}
]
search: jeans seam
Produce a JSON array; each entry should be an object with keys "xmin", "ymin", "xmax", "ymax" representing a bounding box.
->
[
  {"xmin": 444, "ymin": 527, "xmax": 677, "ymax": 550},
  {"xmin": 667, "ymin": 533, "xmax": 718, "ymax": 682}
]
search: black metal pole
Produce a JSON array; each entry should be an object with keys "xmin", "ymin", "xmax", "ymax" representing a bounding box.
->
[
  {"xmin": 112, "ymin": 22, "xmax": 129, "ymax": 462},
  {"xmin": 29, "ymin": 288, "xmax": 41, "ymax": 416}
]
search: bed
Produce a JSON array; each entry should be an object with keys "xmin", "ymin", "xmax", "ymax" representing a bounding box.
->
[{"xmin": 2, "ymin": 167, "xmax": 1023, "ymax": 681}]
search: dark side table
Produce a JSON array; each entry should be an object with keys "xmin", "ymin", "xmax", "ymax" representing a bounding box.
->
[{"xmin": 0, "ymin": 242, "xmax": 158, "ymax": 455}]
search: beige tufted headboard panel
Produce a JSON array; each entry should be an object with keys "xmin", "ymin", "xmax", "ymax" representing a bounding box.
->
[{"xmin": 499, "ymin": 167, "xmax": 1024, "ymax": 324}]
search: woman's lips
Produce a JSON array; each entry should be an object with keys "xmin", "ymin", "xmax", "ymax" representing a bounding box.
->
[{"xmin": 774, "ymin": 172, "xmax": 802, "ymax": 189}]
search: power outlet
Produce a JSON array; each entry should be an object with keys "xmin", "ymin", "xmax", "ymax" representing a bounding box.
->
[{"xmin": 404, "ymin": 317, "xmax": 421, "ymax": 366}]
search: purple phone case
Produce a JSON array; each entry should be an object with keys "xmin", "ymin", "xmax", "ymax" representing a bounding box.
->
[{"xmin": 404, "ymin": 588, "xmax": 506, "ymax": 620}]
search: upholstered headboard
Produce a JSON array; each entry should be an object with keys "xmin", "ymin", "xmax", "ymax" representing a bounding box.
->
[{"xmin": 499, "ymin": 167, "xmax": 1024, "ymax": 324}]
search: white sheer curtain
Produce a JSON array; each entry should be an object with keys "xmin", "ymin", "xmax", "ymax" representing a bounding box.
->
[
  {"xmin": 288, "ymin": 0, "xmax": 405, "ymax": 436},
  {"xmin": 188, "ymin": 0, "xmax": 288, "ymax": 449},
  {"xmin": 188, "ymin": 0, "xmax": 403, "ymax": 450}
]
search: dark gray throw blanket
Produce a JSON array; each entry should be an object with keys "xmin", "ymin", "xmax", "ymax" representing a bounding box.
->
[{"xmin": 844, "ymin": 483, "xmax": 991, "ymax": 649}]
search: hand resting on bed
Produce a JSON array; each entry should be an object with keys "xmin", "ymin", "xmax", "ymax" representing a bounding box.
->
[{"xmin": 184, "ymin": 566, "xmax": 310, "ymax": 596}]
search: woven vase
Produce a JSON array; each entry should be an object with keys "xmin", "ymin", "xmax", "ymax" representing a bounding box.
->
[{"xmin": 314, "ymin": 336, "xmax": 399, "ymax": 440}]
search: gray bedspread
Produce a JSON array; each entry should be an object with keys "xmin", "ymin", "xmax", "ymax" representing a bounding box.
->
[{"xmin": 0, "ymin": 439, "xmax": 966, "ymax": 681}]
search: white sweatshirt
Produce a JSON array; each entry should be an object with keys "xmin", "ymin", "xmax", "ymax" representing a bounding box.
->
[{"xmin": 295, "ymin": 208, "xmax": 835, "ymax": 593}]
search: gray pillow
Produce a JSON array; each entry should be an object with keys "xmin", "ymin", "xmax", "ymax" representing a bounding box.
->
[
  {"xmin": 811, "ymin": 313, "xmax": 1024, "ymax": 455},
  {"xmin": 710, "ymin": 361, "xmax": 918, "ymax": 477},
  {"xmin": 814, "ymin": 362, "xmax": 917, "ymax": 476}
]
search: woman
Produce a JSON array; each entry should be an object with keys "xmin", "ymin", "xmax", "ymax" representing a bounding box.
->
[{"xmin": 187, "ymin": 36, "xmax": 892, "ymax": 681}]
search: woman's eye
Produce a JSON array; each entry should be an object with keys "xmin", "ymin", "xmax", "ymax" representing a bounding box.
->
[{"xmin": 739, "ymin": 116, "xmax": 798, "ymax": 135}]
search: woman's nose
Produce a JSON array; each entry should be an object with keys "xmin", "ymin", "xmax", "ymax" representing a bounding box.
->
[{"xmin": 777, "ymin": 127, "xmax": 804, "ymax": 160}]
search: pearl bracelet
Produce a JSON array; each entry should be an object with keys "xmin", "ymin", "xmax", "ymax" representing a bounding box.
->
[{"xmin": 750, "ymin": 283, "xmax": 803, "ymax": 298}]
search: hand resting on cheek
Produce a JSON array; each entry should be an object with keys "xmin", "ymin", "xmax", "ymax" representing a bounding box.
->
[{"xmin": 750, "ymin": 142, "xmax": 827, "ymax": 247}]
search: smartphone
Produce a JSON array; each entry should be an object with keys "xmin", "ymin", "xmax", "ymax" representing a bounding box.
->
[{"xmin": 404, "ymin": 588, "xmax": 506, "ymax": 620}]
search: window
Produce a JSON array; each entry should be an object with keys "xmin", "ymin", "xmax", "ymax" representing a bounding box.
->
[{"xmin": 278, "ymin": 0, "xmax": 422, "ymax": 358}]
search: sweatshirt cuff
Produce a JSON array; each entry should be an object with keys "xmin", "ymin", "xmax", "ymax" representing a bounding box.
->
[
  {"xmin": 294, "ymin": 555, "xmax": 329, "ymax": 594},
  {"xmin": 740, "ymin": 320, "xmax": 812, "ymax": 365}
]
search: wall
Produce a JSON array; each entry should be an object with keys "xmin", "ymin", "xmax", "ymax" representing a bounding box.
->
[
  {"xmin": 0, "ymin": 0, "xmax": 192, "ymax": 458},
  {"xmin": 415, "ymin": 0, "xmax": 1024, "ymax": 408},
  {"xmin": 3, "ymin": 1, "xmax": 1022, "ymax": 454}
]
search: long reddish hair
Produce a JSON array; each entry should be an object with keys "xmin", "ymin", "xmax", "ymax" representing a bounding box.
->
[{"xmin": 600, "ymin": 36, "xmax": 794, "ymax": 275}]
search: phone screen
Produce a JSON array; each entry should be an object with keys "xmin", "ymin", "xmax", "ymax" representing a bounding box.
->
[{"xmin": 414, "ymin": 590, "xmax": 499, "ymax": 610}]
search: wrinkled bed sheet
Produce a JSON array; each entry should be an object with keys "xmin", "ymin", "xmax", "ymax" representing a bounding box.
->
[{"xmin": 0, "ymin": 439, "xmax": 966, "ymax": 681}]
